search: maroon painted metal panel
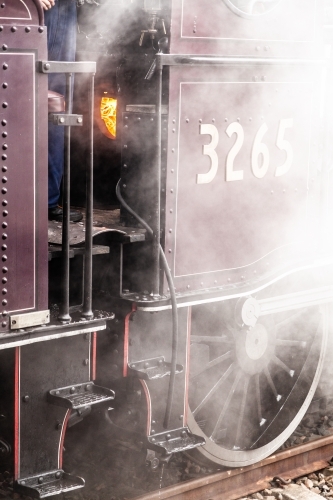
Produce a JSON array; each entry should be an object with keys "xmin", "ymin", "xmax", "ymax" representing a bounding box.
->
[
  {"xmin": 0, "ymin": 24, "xmax": 48, "ymax": 329},
  {"xmin": 169, "ymin": 0, "xmax": 323, "ymax": 58},
  {"xmin": 163, "ymin": 64, "xmax": 324, "ymax": 294},
  {"xmin": 0, "ymin": 0, "xmax": 43, "ymax": 26}
]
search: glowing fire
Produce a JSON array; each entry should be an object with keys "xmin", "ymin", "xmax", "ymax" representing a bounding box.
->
[{"xmin": 100, "ymin": 97, "xmax": 117, "ymax": 139}]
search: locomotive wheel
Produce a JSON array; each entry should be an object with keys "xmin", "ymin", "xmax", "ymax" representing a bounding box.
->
[{"xmin": 187, "ymin": 300, "xmax": 328, "ymax": 467}]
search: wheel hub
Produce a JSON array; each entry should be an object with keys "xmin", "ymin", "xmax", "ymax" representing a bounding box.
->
[{"xmin": 235, "ymin": 324, "xmax": 275, "ymax": 375}]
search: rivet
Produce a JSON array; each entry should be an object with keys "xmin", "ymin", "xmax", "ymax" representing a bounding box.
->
[
  {"xmin": 70, "ymin": 387, "xmax": 75, "ymax": 394},
  {"xmin": 2, "ymin": 223, "xmax": 7, "ymax": 228},
  {"xmin": 2, "ymin": 144, "xmax": 7, "ymax": 150},
  {"xmin": 2, "ymin": 234, "xmax": 7, "ymax": 240},
  {"xmin": 83, "ymin": 358, "xmax": 89, "ymax": 366},
  {"xmin": 2, "ymin": 300, "xmax": 6, "ymax": 305},
  {"xmin": 2, "ymin": 83, "xmax": 7, "ymax": 89},
  {"xmin": 1, "ymin": 322, "xmax": 5, "ymax": 327},
  {"xmin": 59, "ymin": 117, "xmax": 65, "ymax": 124},
  {"xmin": 2, "ymin": 132, "xmax": 7, "ymax": 137},
  {"xmin": 3, "ymin": 211, "xmax": 8, "ymax": 217},
  {"xmin": 2, "ymin": 167, "xmax": 7, "ymax": 172},
  {"xmin": 1, "ymin": 155, "xmax": 6, "ymax": 160},
  {"xmin": 168, "ymin": 249, "xmax": 172, "ymax": 253},
  {"xmin": 0, "ymin": 27, "xmax": 2, "ymax": 32},
  {"xmin": 2, "ymin": 45, "xmax": 8, "ymax": 51},
  {"xmin": 11, "ymin": 26, "xmax": 17, "ymax": 32},
  {"xmin": 1, "ymin": 101, "xmax": 6, "ymax": 108},
  {"xmin": 2, "ymin": 267, "xmax": 7, "ymax": 273},
  {"xmin": 2, "ymin": 256, "xmax": 6, "ymax": 262},
  {"xmin": 2, "ymin": 177, "xmax": 7, "ymax": 183},
  {"xmin": 38, "ymin": 27, "xmax": 44, "ymax": 33},
  {"xmin": 170, "ymin": 189, "xmax": 173, "ymax": 193},
  {"xmin": 1, "ymin": 120, "xmax": 6, "ymax": 126},
  {"xmin": 166, "ymin": 433, "xmax": 171, "ymax": 440},
  {"xmin": 2, "ymin": 65, "xmax": 7, "ymax": 71},
  {"xmin": 23, "ymin": 395, "xmax": 29, "ymax": 403},
  {"xmin": 38, "ymin": 477, "xmax": 44, "ymax": 484},
  {"xmin": 2, "ymin": 201, "xmax": 7, "ymax": 206},
  {"xmin": 25, "ymin": 27, "xmax": 31, "ymax": 33},
  {"xmin": 2, "ymin": 289, "xmax": 6, "ymax": 294},
  {"xmin": 2, "ymin": 277, "xmax": 6, "ymax": 283},
  {"xmin": 55, "ymin": 471, "xmax": 61, "ymax": 479},
  {"xmin": 169, "ymin": 229, "xmax": 172, "ymax": 233}
]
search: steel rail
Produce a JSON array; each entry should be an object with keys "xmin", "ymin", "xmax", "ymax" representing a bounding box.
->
[{"xmin": 134, "ymin": 436, "xmax": 333, "ymax": 500}]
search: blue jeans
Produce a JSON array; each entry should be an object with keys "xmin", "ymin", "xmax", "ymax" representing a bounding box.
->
[{"xmin": 44, "ymin": 0, "xmax": 77, "ymax": 208}]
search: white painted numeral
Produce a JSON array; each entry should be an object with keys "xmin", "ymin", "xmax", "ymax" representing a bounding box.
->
[
  {"xmin": 225, "ymin": 122, "xmax": 244, "ymax": 181},
  {"xmin": 196, "ymin": 124, "xmax": 219, "ymax": 184},
  {"xmin": 251, "ymin": 123, "xmax": 270, "ymax": 179},
  {"xmin": 275, "ymin": 118, "xmax": 294, "ymax": 177}
]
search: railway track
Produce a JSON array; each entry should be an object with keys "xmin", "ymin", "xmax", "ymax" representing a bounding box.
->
[{"xmin": 133, "ymin": 436, "xmax": 333, "ymax": 500}]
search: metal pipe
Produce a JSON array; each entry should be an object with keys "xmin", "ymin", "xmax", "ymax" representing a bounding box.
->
[
  {"xmin": 58, "ymin": 73, "xmax": 73, "ymax": 323},
  {"xmin": 159, "ymin": 54, "xmax": 326, "ymax": 67},
  {"xmin": 82, "ymin": 74, "xmax": 95, "ymax": 319},
  {"xmin": 152, "ymin": 59, "xmax": 163, "ymax": 295}
]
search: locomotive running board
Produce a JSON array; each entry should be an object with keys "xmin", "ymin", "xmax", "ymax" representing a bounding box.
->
[
  {"xmin": 147, "ymin": 427, "xmax": 205, "ymax": 455},
  {"xmin": 15, "ymin": 470, "xmax": 85, "ymax": 499}
]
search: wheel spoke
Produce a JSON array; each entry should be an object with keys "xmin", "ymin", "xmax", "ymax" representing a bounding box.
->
[
  {"xmin": 273, "ymin": 310, "xmax": 304, "ymax": 331},
  {"xmin": 211, "ymin": 369, "xmax": 242, "ymax": 440},
  {"xmin": 264, "ymin": 367, "xmax": 281, "ymax": 402},
  {"xmin": 193, "ymin": 362, "xmax": 236, "ymax": 416},
  {"xmin": 275, "ymin": 339, "xmax": 306, "ymax": 348},
  {"xmin": 255, "ymin": 373, "xmax": 266, "ymax": 426},
  {"xmin": 190, "ymin": 350, "xmax": 234, "ymax": 379},
  {"xmin": 234, "ymin": 376, "xmax": 250, "ymax": 449},
  {"xmin": 272, "ymin": 355, "xmax": 295, "ymax": 377}
]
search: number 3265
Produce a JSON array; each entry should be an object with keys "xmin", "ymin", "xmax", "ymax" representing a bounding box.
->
[{"xmin": 196, "ymin": 118, "xmax": 293, "ymax": 184}]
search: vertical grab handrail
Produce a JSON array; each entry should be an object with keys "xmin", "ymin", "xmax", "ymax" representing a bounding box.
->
[
  {"xmin": 39, "ymin": 60, "xmax": 96, "ymax": 323},
  {"xmin": 82, "ymin": 74, "xmax": 95, "ymax": 319},
  {"xmin": 58, "ymin": 72, "xmax": 73, "ymax": 323}
]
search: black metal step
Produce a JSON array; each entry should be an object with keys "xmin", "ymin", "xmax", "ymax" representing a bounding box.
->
[
  {"xmin": 128, "ymin": 356, "xmax": 183, "ymax": 380},
  {"xmin": 48, "ymin": 382, "xmax": 114, "ymax": 409},
  {"xmin": 15, "ymin": 470, "xmax": 84, "ymax": 499},
  {"xmin": 147, "ymin": 427, "xmax": 205, "ymax": 455}
]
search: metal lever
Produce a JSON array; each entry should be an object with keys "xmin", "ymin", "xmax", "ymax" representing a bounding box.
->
[{"xmin": 145, "ymin": 36, "xmax": 168, "ymax": 80}]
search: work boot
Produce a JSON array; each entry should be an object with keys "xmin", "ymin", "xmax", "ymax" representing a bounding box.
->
[{"xmin": 48, "ymin": 206, "xmax": 83, "ymax": 223}]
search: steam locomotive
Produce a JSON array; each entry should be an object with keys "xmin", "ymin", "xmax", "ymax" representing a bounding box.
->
[{"xmin": 1, "ymin": 0, "xmax": 333, "ymax": 497}]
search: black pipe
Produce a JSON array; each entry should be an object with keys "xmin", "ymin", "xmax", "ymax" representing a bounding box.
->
[
  {"xmin": 82, "ymin": 74, "xmax": 95, "ymax": 319},
  {"xmin": 58, "ymin": 72, "xmax": 73, "ymax": 323}
]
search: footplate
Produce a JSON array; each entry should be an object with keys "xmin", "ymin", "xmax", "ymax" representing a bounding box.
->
[
  {"xmin": 15, "ymin": 470, "xmax": 84, "ymax": 498},
  {"xmin": 128, "ymin": 356, "xmax": 183, "ymax": 380},
  {"xmin": 147, "ymin": 427, "xmax": 205, "ymax": 455},
  {"xmin": 47, "ymin": 382, "xmax": 114, "ymax": 409}
]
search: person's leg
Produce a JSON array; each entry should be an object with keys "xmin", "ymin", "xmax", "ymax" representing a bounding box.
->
[{"xmin": 44, "ymin": 0, "xmax": 78, "ymax": 211}]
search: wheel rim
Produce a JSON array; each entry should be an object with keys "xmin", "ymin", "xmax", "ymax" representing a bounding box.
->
[{"xmin": 187, "ymin": 302, "xmax": 328, "ymax": 467}]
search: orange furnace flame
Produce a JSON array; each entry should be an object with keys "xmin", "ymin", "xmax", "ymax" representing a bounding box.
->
[{"xmin": 100, "ymin": 97, "xmax": 117, "ymax": 139}]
